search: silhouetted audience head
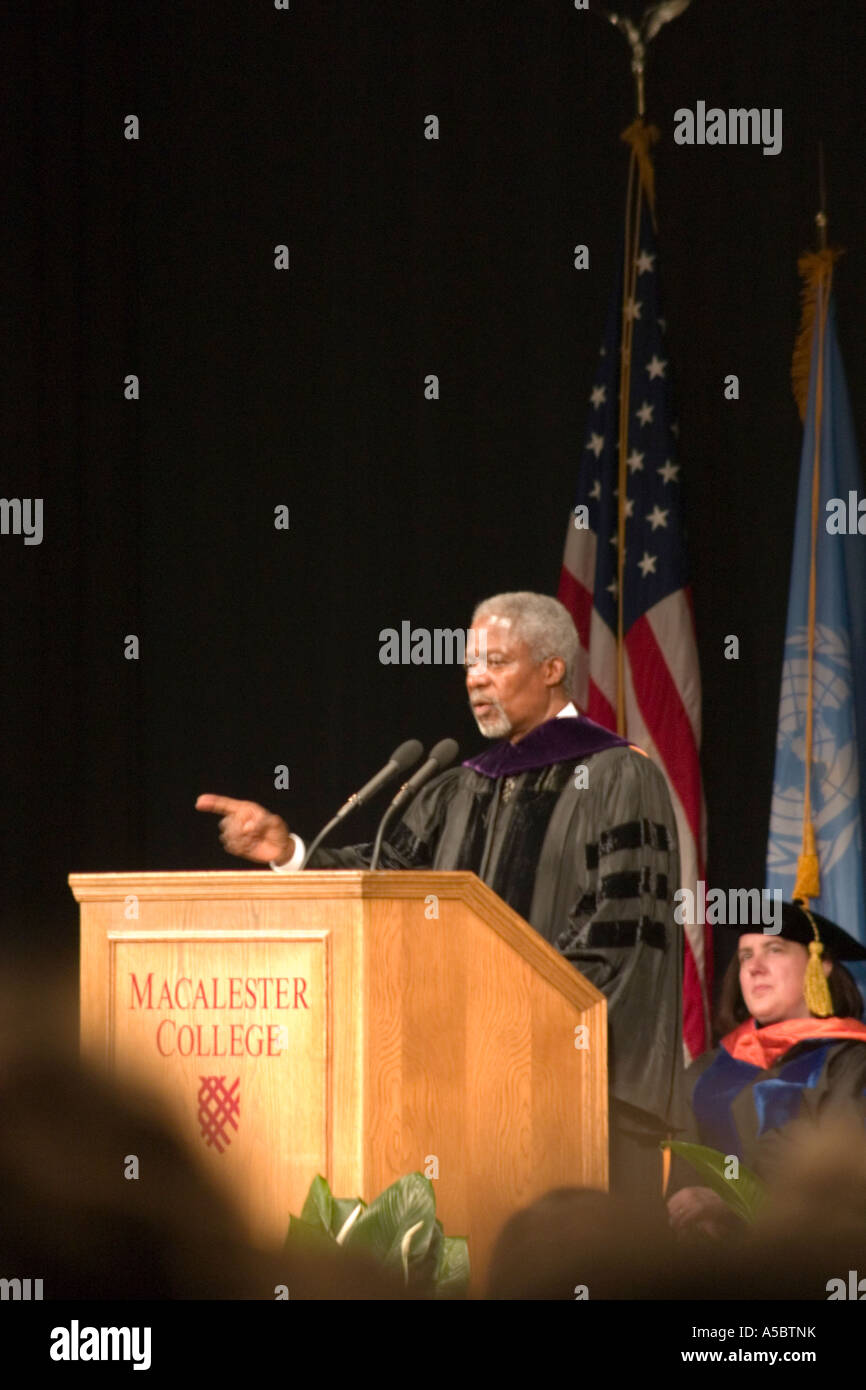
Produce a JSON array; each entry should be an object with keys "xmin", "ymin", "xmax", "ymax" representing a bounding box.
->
[
  {"xmin": 0, "ymin": 965, "xmax": 400, "ymax": 1300},
  {"xmin": 487, "ymin": 1187, "xmax": 679, "ymax": 1299},
  {"xmin": 488, "ymin": 1121, "xmax": 866, "ymax": 1300}
]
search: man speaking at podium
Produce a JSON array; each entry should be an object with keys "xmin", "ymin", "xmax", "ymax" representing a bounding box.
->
[{"xmin": 197, "ymin": 592, "xmax": 683, "ymax": 1199}]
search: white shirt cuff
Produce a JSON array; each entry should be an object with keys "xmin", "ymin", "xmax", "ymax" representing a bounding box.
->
[{"xmin": 269, "ymin": 835, "xmax": 306, "ymax": 872}]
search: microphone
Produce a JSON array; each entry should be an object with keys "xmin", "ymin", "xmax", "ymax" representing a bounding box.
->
[
  {"xmin": 300, "ymin": 739, "xmax": 423, "ymax": 869},
  {"xmin": 369, "ymin": 738, "xmax": 459, "ymax": 870},
  {"xmin": 333, "ymin": 739, "xmax": 424, "ymax": 820}
]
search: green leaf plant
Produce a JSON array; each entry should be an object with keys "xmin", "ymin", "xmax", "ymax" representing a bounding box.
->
[
  {"xmin": 286, "ymin": 1172, "xmax": 470, "ymax": 1298},
  {"xmin": 662, "ymin": 1140, "xmax": 769, "ymax": 1223}
]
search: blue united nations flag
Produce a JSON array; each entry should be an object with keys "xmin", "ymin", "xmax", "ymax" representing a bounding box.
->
[{"xmin": 767, "ymin": 252, "xmax": 866, "ymax": 959}]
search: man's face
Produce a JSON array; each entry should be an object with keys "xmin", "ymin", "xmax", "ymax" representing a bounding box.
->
[
  {"xmin": 737, "ymin": 935, "xmax": 829, "ymax": 1024},
  {"xmin": 465, "ymin": 615, "xmax": 561, "ymax": 743}
]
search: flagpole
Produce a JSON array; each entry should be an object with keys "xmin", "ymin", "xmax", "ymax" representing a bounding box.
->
[
  {"xmin": 802, "ymin": 148, "xmax": 831, "ymax": 901},
  {"xmin": 615, "ymin": 38, "xmax": 649, "ymax": 735},
  {"xmin": 791, "ymin": 147, "xmax": 842, "ymax": 907},
  {"xmin": 604, "ymin": 7, "xmax": 697, "ymax": 1161},
  {"xmin": 616, "ymin": 145, "xmax": 640, "ymax": 732},
  {"xmin": 594, "ymin": 1, "xmax": 692, "ymax": 730},
  {"xmin": 576, "ymin": 0, "xmax": 711, "ymax": 1070},
  {"xmin": 816, "ymin": 141, "xmax": 827, "ymax": 251}
]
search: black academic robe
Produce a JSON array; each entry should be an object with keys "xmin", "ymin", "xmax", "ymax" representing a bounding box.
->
[
  {"xmin": 309, "ymin": 719, "xmax": 684, "ymax": 1141},
  {"xmin": 671, "ymin": 1027, "xmax": 866, "ymax": 1189}
]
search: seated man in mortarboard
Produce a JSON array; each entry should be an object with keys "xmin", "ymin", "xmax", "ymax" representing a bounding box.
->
[{"xmin": 668, "ymin": 899, "xmax": 866, "ymax": 1239}]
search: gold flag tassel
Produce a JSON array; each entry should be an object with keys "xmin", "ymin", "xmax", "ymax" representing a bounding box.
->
[
  {"xmin": 799, "ymin": 906, "xmax": 834, "ymax": 1017},
  {"xmin": 791, "ymin": 248, "xmax": 843, "ymax": 424},
  {"xmin": 620, "ymin": 118, "xmax": 659, "ymax": 216}
]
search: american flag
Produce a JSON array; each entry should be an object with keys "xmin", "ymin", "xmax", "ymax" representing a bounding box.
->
[{"xmin": 557, "ymin": 143, "xmax": 710, "ymax": 1060}]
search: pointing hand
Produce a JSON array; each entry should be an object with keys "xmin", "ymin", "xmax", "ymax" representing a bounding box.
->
[{"xmin": 195, "ymin": 793, "xmax": 296, "ymax": 865}]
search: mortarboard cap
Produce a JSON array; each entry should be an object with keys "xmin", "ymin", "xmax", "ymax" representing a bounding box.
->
[{"xmin": 735, "ymin": 900, "xmax": 866, "ymax": 1016}]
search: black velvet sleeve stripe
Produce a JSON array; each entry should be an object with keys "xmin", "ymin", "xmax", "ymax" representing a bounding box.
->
[
  {"xmin": 599, "ymin": 869, "xmax": 669, "ymax": 900},
  {"xmin": 581, "ymin": 919, "xmax": 667, "ymax": 949},
  {"xmin": 380, "ymin": 820, "xmax": 434, "ymax": 869},
  {"xmin": 599, "ymin": 870, "xmax": 643, "ymax": 899},
  {"xmin": 592, "ymin": 819, "xmax": 672, "ymax": 859}
]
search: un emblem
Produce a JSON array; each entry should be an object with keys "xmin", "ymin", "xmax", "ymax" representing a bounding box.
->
[{"xmin": 768, "ymin": 624, "xmax": 861, "ymax": 881}]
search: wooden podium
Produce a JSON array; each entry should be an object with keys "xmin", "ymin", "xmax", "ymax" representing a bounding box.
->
[{"xmin": 70, "ymin": 869, "xmax": 607, "ymax": 1288}]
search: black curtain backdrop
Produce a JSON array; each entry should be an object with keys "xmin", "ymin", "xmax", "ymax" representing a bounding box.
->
[{"xmin": 5, "ymin": 0, "xmax": 866, "ymax": 1003}]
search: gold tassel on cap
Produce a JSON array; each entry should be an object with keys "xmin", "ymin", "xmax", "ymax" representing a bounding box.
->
[{"xmin": 801, "ymin": 907, "xmax": 834, "ymax": 1017}]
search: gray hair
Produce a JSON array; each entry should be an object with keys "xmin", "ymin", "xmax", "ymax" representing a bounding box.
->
[{"xmin": 471, "ymin": 592, "xmax": 579, "ymax": 696}]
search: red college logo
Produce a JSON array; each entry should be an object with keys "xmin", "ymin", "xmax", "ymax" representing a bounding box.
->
[{"xmin": 198, "ymin": 1075, "xmax": 240, "ymax": 1154}]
